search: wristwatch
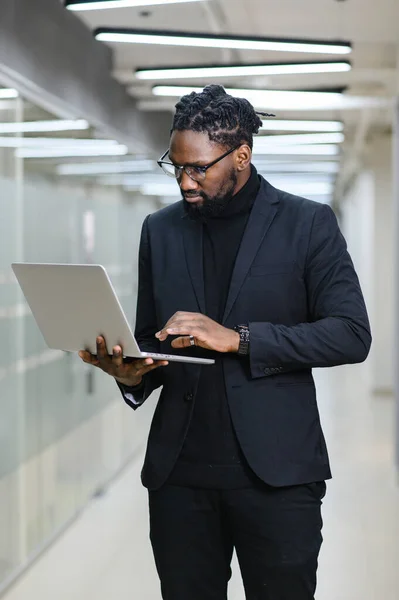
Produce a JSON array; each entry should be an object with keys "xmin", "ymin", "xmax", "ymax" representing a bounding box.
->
[{"xmin": 233, "ymin": 324, "xmax": 250, "ymax": 356}]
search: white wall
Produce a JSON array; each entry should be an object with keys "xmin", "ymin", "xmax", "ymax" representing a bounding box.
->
[
  {"xmin": 371, "ymin": 137, "xmax": 395, "ymax": 393},
  {"xmin": 0, "ymin": 165, "xmax": 160, "ymax": 592},
  {"xmin": 340, "ymin": 170, "xmax": 375, "ymax": 392},
  {"xmin": 340, "ymin": 134, "xmax": 394, "ymax": 394}
]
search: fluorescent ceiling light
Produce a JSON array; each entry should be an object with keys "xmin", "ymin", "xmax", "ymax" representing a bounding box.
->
[
  {"xmin": 57, "ymin": 160, "xmax": 156, "ymax": 175},
  {"xmin": 67, "ymin": 0, "xmax": 204, "ymax": 10},
  {"xmin": 99, "ymin": 175, "xmax": 166, "ymax": 185},
  {"xmin": 95, "ymin": 28, "xmax": 352, "ymax": 55},
  {"xmin": 266, "ymin": 180, "xmax": 333, "ymax": 195},
  {"xmin": 259, "ymin": 174, "xmax": 333, "ymax": 185},
  {"xmin": 252, "ymin": 144, "xmax": 340, "ymax": 156},
  {"xmin": 256, "ymin": 132, "xmax": 344, "ymax": 145},
  {"xmin": 0, "ymin": 120, "xmax": 89, "ymax": 133},
  {"xmin": 118, "ymin": 174, "xmax": 334, "ymax": 192},
  {"xmin": 136, "ymin": 61, "xmax": 351, "ymax": 80},
  {"xmin": 260, "ymin": 120, "xmax": 343, "ymax": 132},
  {"xmin": 153, "ymin": 86, "xmax": 387, "ymax": 111},
  {"xmin": 156, "ymin": 186, "xmax": 332, "ymax": 204},
  {"xmin": 0, "ymin": 137, "xmax": 119, "ymax": 148},
  {"xmin": 254, "ymin": 170, "xmax": 334, "ymax": 181},
  {"xmin": 0, "ymin": 89, "xmax": 18, "ymax": 99},
  {"xmin": 127, "ymin": 178, "xmax": 333, "ymax": 197},
  {"xmin": 139, "ymin": 183, "xmax": 180, "ymax": 196},
  {"xmin": 101, "ymin": 172, "xmax": 335, "ymax": 188},
  {"xmin": 251, "ymin": 161, "xmax": 340, "ymax": 174},
  {"xmin": 16, "ymin": 146, "xmax": 128, "ymax": 158}
]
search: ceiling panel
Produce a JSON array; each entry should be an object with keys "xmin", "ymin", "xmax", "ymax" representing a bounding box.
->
[
  {"xmin": 74, "ymin": 0, "xmax": 399, "ymax": 43},
  {"xmin": 221, "ymin": 0, "xmax": 399, "ymax": 43},
  {"xmin": 77, "ymin": 3, "xmax": 211, "ymax": 31}
]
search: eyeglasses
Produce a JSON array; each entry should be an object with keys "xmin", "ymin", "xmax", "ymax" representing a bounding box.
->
[{"xmin": 157, "ymin": 145, "xmax": 240, "ymax": 182}]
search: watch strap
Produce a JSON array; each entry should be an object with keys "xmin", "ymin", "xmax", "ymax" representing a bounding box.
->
[{"xmin": 233, "ymin": 324, "xmax": 250, "ymax": 356}]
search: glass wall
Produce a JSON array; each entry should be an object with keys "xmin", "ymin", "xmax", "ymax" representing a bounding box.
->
[{"xmin": 0, "ymin": 92, "xmax": 160, "ymax": 591}]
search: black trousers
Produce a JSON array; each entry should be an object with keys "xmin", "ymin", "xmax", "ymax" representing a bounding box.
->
[{"xmin": 149, "ymin": 480, "xmax": 326, "ymax": 600}]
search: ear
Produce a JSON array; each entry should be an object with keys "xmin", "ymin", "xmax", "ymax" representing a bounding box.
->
[{"xmin": 235, "ymin": 144, "xmax": 252, "ymax": 172}]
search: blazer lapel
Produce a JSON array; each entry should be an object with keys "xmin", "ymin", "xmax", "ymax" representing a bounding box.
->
[
  {"xmin": 222, "ymin": 178, "xmax": 279, "ymax": 324},
  {"xmin": 182, "ymin": 216, "xmax": 206, "ymax": 314}
]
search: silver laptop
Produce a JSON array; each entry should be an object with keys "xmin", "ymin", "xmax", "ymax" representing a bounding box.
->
[{"xmin": 11, "ymin": 263, "xmax": 214, "ymax": 365}]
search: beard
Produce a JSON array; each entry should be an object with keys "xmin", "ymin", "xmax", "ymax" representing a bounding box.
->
[{"xmin": 182, "ymin": 169, "xmax": 238, "ymax": 222}]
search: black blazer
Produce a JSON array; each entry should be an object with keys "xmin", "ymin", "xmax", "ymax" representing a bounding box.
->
[{"xmin": 122, "ymin": 177, "xmax": 371, "ymax": 491}]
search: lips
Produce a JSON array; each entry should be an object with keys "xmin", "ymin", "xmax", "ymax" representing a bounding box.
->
[{"xmin": 184, "ymin": 195, "xmax": 203, "ymax": 203}]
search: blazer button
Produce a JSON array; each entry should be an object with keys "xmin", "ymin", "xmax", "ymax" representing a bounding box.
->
[{"xmin": 184, "ymin": 392, "xmax": 194, "ymax": 403}]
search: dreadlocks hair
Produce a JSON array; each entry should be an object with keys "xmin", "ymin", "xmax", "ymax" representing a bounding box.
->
[{"xmin": 171, "ymin": 84, "xmax": 274, "ymax": 150}]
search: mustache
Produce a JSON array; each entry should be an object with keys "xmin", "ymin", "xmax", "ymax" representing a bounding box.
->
[{"xmin": 182, "ymin": 191, "xmax": 206, "ymax": 199}]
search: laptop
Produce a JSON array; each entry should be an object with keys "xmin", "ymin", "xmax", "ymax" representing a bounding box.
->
[{"xmin": 11, "ymin": 263, "xmax": 215, "ymax": 365}]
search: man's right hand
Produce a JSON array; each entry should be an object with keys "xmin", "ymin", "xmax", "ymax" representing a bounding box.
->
[{"xmin": 78, "ymin": 336, "xmax": 168, "ymax": 387}]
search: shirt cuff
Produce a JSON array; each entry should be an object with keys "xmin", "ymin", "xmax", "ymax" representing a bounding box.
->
[
  {"xmin": 124, "ymin": 392, "xmax": 142, "ymax": 406},
  {"xmin": 117, "ymin": 379, "xmax": 145, "ymax": 407}
]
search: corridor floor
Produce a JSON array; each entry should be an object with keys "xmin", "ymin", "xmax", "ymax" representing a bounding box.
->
[{"xmin": 3, "ymin": 364, "xmax": 399, "ymax": 600}]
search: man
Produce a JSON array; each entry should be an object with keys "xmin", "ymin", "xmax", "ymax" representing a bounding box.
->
[{"xmin": 79, "ymin": 84, "xmax": 371, "ymax": 599}]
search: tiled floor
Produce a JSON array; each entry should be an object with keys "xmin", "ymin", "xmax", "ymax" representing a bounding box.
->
[{"xmin": 3, "ymin": 364, "xmax": 399, "ymax": 600}]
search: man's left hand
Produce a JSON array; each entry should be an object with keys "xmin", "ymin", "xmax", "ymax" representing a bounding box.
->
[{"xmin": 155, "ymin": 312, "xmax": 239, "ymax": 354}]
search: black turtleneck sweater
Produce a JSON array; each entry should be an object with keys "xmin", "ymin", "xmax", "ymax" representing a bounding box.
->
[{"xmin": 168, "ymin": 165, "xmax": 261, "ymax": 489}]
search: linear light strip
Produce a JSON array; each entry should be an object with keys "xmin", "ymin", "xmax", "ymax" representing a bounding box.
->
[
  {"xmin": 100, "ymin": 175, "xmax": 170, "ymax": 184},
  {"xmin": 138, "ymin": 182, "xmax": 333, "ymax": 197},
  {"xmin": 57, "ymin": 160, "xmax": 156, "ymax": 175},
  {"xmin": 0, "ymin": 89, "xmax": 18, "ymax": 99},
  {"xmin": 256, "ymin": 155, "xmax": 340, "ymax": 163},
  {"xmin": 153, "ymin": 86, "xmax": 387, "ymax": 111},
  {"xmin": 136, "ymin": 62, "xmax": 351, "ymax": 80},
  {"xmin": 58, "ymin": 161, "xmax": 340, "ymax": 177},
  {"xmin": 257, "ymin": 176, "xmax": 335, "ymax": 185},
  {"xmin": 0, "ymin": 120, "xmax": 89, "ymax": 133},
  {"xmin": 0, "ymin": 137, "xmax": 119, "ymax": 148},
  {"xmin": 140, "ymin": 184, "xmax": 180, "ymax": 196},
  {"xmin": 66, "ymin": 0, "xmax": 205, "ymax": 11},
  {"xmin": 256, "ymin": 133, "xmax": 344, "ymax": 145},
  {"xmin": 267, "ymin": 181, "xmax": 333, "ymax": 195},
  {"xmin": 98, "ymin": 171, "xmax": 335, "ymax": 186},
  {"xmin": 251, "ymin": 162, "xmax": 340, "ymax": 173},
  {"xmin": 260, "ymin": 120, "xmax": 343, "ymax": 132},
  {"xmin": 95, "ymin": 29, "xmax": 352, "ymax": 55},
  {"xmin": 154, "ymin": 86, "xmax": 343, "ymax": 106},
  {"xmin": 16, "ymin": 146, "xmax": 128, "ymax": 158},
  {"xmin": 252, "ymin": 144, "xmax": 340, "ymax": 156}
]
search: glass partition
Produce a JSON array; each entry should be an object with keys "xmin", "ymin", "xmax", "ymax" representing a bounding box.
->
[{"xmin": 0, "ymin": 89, "xmax": 161, "ymax": 591}]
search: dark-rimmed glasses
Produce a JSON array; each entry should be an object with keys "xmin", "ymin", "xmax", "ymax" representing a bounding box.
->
[{"xmin": 157, "ymin": 145, "xmax": 240, "ymax": 182}]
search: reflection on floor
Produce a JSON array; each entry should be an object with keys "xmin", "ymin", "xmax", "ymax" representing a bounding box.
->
[{"xmin": 3, "ymin": 364, "xmax": 399, "ymax": 600}]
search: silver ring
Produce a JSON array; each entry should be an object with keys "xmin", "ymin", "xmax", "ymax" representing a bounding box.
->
[{"xmin": 189, "ymin": 335, "xmax": 195, "ymax": 346}]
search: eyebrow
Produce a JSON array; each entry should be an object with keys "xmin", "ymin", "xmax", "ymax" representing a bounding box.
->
[{"xmin": 168, "ymin": 154, "xmax": 208, "ymax": 168}]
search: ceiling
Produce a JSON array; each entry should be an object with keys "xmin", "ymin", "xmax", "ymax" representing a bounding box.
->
[
  {"xmin": 62, "ymin": 0, "xmax": 399, "ymax": 200},
  {"xmin": 67, "ymin": 0, "xmax": 399, "ymax": 155},
  {"xmin": 74, "ymin": 0, "xmax": 399, "ymax": 97},
  {"xmin": 7, "ymin": 0, "xmax": 397, "ymax": 203}
]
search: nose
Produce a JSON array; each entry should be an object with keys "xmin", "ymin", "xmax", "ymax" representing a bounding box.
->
[{"xmin": 179, "ymin": 170, "xmax": 199, "ymax": 193}]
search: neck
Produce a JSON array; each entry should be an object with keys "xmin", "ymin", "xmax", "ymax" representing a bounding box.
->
[{"xmin": 232, "ymin": 165, "xmax": 252, "ymax": 197}]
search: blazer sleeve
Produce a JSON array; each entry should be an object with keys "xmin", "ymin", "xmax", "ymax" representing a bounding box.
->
[
  {"xmin": 118, "ymin": 214, "xmax": 165, "ymax": 409},
  {"xmin": 249, "ymin": 203, "xmax": 372, "ymax": 379}
]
